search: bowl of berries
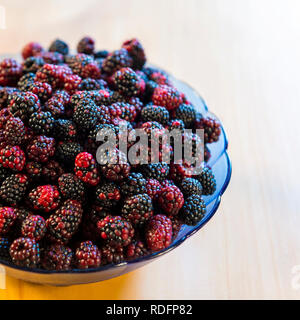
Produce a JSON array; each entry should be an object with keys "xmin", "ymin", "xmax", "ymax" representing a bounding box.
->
[{"xmin": 0, "ymin": 38, "xmax": 231, "ymax": 286}]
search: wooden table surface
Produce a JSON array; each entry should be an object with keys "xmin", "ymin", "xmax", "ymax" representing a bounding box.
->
[{"xmin": 0, "ymin": 0, "xmax": 300, "ymax": 300}]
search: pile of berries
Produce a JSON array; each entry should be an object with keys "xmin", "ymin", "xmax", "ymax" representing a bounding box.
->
[{"xmin": 0, "ymin": 37, "xmax": 220, "ymax": 271}]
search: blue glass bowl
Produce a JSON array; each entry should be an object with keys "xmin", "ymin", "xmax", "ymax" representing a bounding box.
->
[{"xmin": 0, "ymin": 76, "xmax": 231, "ymax": 286}]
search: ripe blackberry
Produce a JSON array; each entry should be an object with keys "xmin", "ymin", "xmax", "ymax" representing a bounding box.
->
[
  {"xmin": 109, "ymin": 102, "xmax": 136, "ymax": 122},
  {"xmin": 0, "ymin": 109, "xmax": 12, "ymax": 130},
  {"xmin": 180, "ymin": 195, "xmax": 206, "ymax": 226},
  {"xmin": 27, "ymin": 136, "xmax": 56, "ymax": 163},
  {"xmin": 21, "ymin": 215, "xmax": 46, "ymax": 241},
  {"xmin": 28, "ymin": 185, "xmax": 60, "ymax": 213},
  {"xmin": 4, "ymin": 117, "xmax": 25, "ymax": 145},
  {"xmin": 146, "ymin": 214, "xmax": 172, "ymax": 252},
  {"xmin": 75, "ymin": 241, "xmax": 101, "ymax": 269},
  {"xmin": 23, "ymin": 56, "xmax": 45, "ymax": 74},
  {"xmin": 29, "ymin": 81, "xmax": 52, "ymax": 102},
  {"xmin": 56, "ymin": 141, "xmax": 83, "ymax": 165},
  {"xmin": 0, "ymin": 145, "xmax": 26, "ymax": 171},
  {"xmin": 97, "ymin": 215, "xmax": 134, "ymax": 247},
  {"xmin": 38, "ymin": 51, "xmax": 64, "ymax": 65},
  {"xmin": 173, "ymin": 104, "xmax": 196, "ymax": 128},
  {"xmin": 0, "ymin": 174, "xmax": 28, "ymax": 205},
  {"xmin": 34, "ymin": 64, "xmax": 65, "ymax": 89},
  {"xmin": 41, "ymin": 160, "xmax": 64, "ymax": 182},
  {"xmin": 196, "ymin": 167, "xmax": 216, "ymax": 195},
  {"xmin": 95, "ymin": 182, "xmax": 121, "ymax": 209},
  {"xmin": 58, "ymin": 173, "xmax": 85, "ymax": 201},
  {"xmin": 120, "ymin": 172, "xmax": 147, "ymax": 197},
  {"xmin": 127, "ymin": 96, "xmax": 144, "ymax": 117},
  {"xmin": 141, "ymin": 105, "xmax": 169, "ymax": 125},
  {"xmin": 121, "ymin": 194, "xmax": 153, "ymax": 227},
  {"xmin": 17, "ymin": 73, "xmax": 35, "ymax": 91},
  {"xmin": 0, "ymin": 237, "xmax": 11, "ymax": 260},
  {"xmin": 26, "ymin": 161, "xmax": 42, "ymax": 180},
  {"xmin": 148, "ymin": 70, "xmax": 169, "ymax": 85},
  {"xmin": 126, "ymin": 240, "xmax": 148, "ymax": 260},
  {"xmin": 64, "ymin": 74, "xmax": 82, "ymax": 94},
  {"xmin": 42, "ymin": 244, "xmax": 73, "ymax": 270},
  {"xmin": 8, "ymin": 91, "xmax": 40, "ymax": 122},
  {"xmin": 122, "ymin": 38, "xmax": 146, "ymax": 70},
  {"xmin": 44, "ymin": 98, "xmax": 65, "ymax": 118},
  {"xmin": 52, "ymin": 89, "xmax": 70, "ymax": 105},
  {"xmin": 77, "ymin": 37, "xmax": 95, "ymax": 55},
  {"xmin": 158, "ymin": 185, "xmax": 184, "ymax": 216},
  {"xmin": 22, "ymin": 42, "xmax": 44, "ymax": 59},
  {"xmin": 169, "ymin": 162, "xmax": 193, "ymax": 183},
  {"xmin": 0, "ymin": 59, "xmax": 23, "ymax": 86},
  {"xmin": 145, "ymin": 179, "xmax": 161, "ymax": 200},
  {"xmin": 78, "ymin": 78, "xmax": 101, "ymax": 91},
  {"xmin": 73, "ymin": 99, "xmax": 99, "ymax": 131},
  {"xmin": 46, "ymin": 199, "xmax": 83, "ymax": 244},
  {"xmin": 0, "ymin": 207, "xmax": 16, "ymax": 235},
  {"xmin": 113, "ymin": 67, "xmax": 142, "ymax": 97},
  {"xmin": 49, "ymin": 39, "xmax": 69, "ymax": 55},
  {"xmin": 102, "ymin": 49, "xmax": 133, "ymax": 75},
  {"xmin": 101, "ymin": 244, "xmax": 124, "ymax": 265},
  {"xmin": 9, "ymin": 237, "xmax": 40, "ymax": 268},
  {"xmin": 179, "ymin": 177, "xmax": 202, "ymax": 198},
  {"xmin": 28, "ymin": 111, "xmax": 55, "ymax": 135},
  {"xmin": 141, "ymin": 163, "xmax": 169, "ymax": 182},
  {"xmin": 98, "ymin": 149, "xmax": 131, "ymax": 182},
  {"xmin": 0, "ymin": 87, "xmax": 19, "ymax": 108},
  {"xmin": 195, "ymin": 117, "xmax": 221, "ymax": 144},
  {"xmin": 67, "ymin": 54, "xmax": 100, "ymax": 79},
  {"xmin": 74, "ymin": 152, "xmax": 100, "ymax": 186},
  {"xmin": 152, "ymin": 85, "xmax": 183, "ymax": 111}
]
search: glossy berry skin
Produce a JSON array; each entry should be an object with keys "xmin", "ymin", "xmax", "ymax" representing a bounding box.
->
[
  {"xmin": 97, "ymin": 215, "xmax": 134, "ymax": 247},
  {"xmin": 77, "ymin": 37, "xmax": 95, "ymax": 55},
  {"xmin": 102, "ymin": 49, "xmax": 133, "ymax": 75},
  {"xmin": 0, "ymin": 174, "xmax": 28, "ymax": 206},
  {"xmin": 17, "ymin": 73, "xmax": 35, "ymax": 91},
  {"xmin": 9, "ymin": 237, "xmax": 40, "ymax": 268},
  {"xmin": 74, "ymin": 152, "xmax": 100, "ymax": 186},
  {"xmin": 0, "ymin": 59, "xmax": 23, "ymax": 86},
  {"xmin": 21, "ymin": 215, "xmax": 46, "ymax": 241},
  {"xmin": 126, "ymin": 240, "xmax": 148, "ymax": 260},
  {"xmin": 141, "ymin": 105, "xmax": 169, "ymax": 125},
  {"xmin": 28, "ymin": 185, "xmax": 61, "ymax": 212},
  {"xmin": 73, "ymin": 99, "xmax": 99, "ymax": 131},
  {"xmin": 152, "ymin": 85, "xmax": 183, "ymax": 111},
  {"xmin": 122, "ymin": 38, "xmax": 146, "ymax": 70},
  {"xmin": 158, "ymin": 185, "xmax": 184, "ymax": 216},
  {"xmin": 141, "ymin": 163, "xmax": 169, "ymax": 182},
  {"xmin": 42, "ymin": 244, "xmax": 73, "ymax": 271},
  {"xmin": 180, "ymin": 195, "xmax": 206, "ymax": 226},
  {"xmin": 0, "ymin": 207, "xmax": 16, "ymax": 235},
  {"xmin": 146, "ymin": 214, "xmax": 172, "ymax": 252},
  {"xmin": 0, "ymin": 145, "xmax": 26, "ymax": 171},
  {"xmin": 101, "ymin": 244, "xmax": 124, "ymax": 265},
  {"xmin": 179, "ymin": 177, "xmax": 203, "ymax": 198},
  {"xmin": 4, "ymin": 117, "xmax": 25, "ymax": 146},
  {"xmin": 26, "ymin": 136, "xmax": 56, "ymax": 163},
  {"xmin": 75, "ymin": 241, "xmax": 101, "ymax": 269},
  {"xmin": 145, "ymin": 179, "xmax": 162, "ymax": 200},
  {"xmin": 120, "ymin": 172, "xmax": 147, "ymax": 197},
  {"xmin": 28, "ymin": 111, "xmax": 55, "ymax": 135},
  {"xmin": 67, "ymin": 54, "xmax": 100, "ymax": 79},
  {"xmin": 23, "ymin": 56, "xmax": 45, "ymax": 74},
  {"xmin": 22, "ymin": 42, "xmax": 44, "ymax": 59},
  {"xmin": 196, "ymin": 167, "xmax": 216, "ymax": 195},
  {"xmin": 95, "ymin": 182, "xmax": 121, "ymax": 209},
  {"xmin": 49, "ymin": 39, "xmax": 69, "ymax": 55},
  {"xmin": 29, "ymin": 81, "xmax": 52, "ymax": 102},
  {"xmin": 113, "ymin": 67, "xmax": 141, "ymax": 97},
  {"xmin": 56, "ymin": 141, "xmax": 83, "ymax": 165},
  {"xmin": 58, "ymin": 173, "xmax": 85, "ymax": 201},
  {"xmin": 44, "ymin": 98, "xmax": 65, "ymax": 118},
  {"xmin": 194, "ymin": 117, "xmax": 221, "ymax": 144},
  {"xmin": 173, "ymin": 103, "xmax": 196, "ymax": 128}
]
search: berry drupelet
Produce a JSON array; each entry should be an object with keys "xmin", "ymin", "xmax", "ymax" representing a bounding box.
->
[
  {"xmin": 21, "ymin": 215, "xmax": 46, "ymax": 241},
  {"xmin": 75, "ymin": 241, "xmax": 101, "ymax": 269},
  {"xmin": 95, "ymin": 182, "xmax": 121, "ymax": 209},
  {"xmin": 17, "ymin": 72, "xmax": 35, "ymax": 91},
  {"xmin": 0, "ymin": 174, "xmax": 28, "ymax": 206},
  {"xmin": 141, "ymin": 104, "xmax": 170, "ymax": 125},
  {"xmin": 120, "ymin": 172, "xmax": 147, "ymax": 197},
  {"xmin": 73, "ymin": 98, "xmax": 99, "ymax": 131},
  {"xmin": 173, "ymin": 103, "xmax": 196, "ymax": 128},
  {"xmin": 145, "ymin": 178, "xmax": 162, "ymax": 200},
  {"xmin": 23, "ymin": 56, "xmax": 45, "ymax": 74},
  {"xmin": 102, "ymin": 49, "xmax": 133, "ymax": 75},
  {"xmin": 101, "ymin": 244, "xmax": 124, "ymax": 265},
  {"xmin": 74, "ymin": 152, "xmax": 100, "ymax": 186},
  {"xmin": 22, "ymin": 42, "xmax": 44, "ymax": 60},
  {"xmin": 56, "ymin": 141, "xmax": 83, "ymax": 165},
  {"xmin": 28, "ymin": 185, "xmax": 61, "ymax": 213},
  {"xmin": 26, "ymin": 136, "xmax": 56, "ymax": 163},
  {"xmin": 195, "ymin": 116, "xmax": 221, "ymax": 144},
  {"xmin": 44, "ymin": 98, "xmax": 65, "ymax": 118},
  {"xmin": 77, "ymin": 37, "xmax": 95, "ymax": 55},
  {"xmin": 196, "ymin": 166, "xmax": 216, "ymax": 195},
  {"xmin": 158, "ymin": 185, "xmax": 184, "ymax": 216},
  {"xmin": 179, "ymin": 195, "xmax": 206, "ymax": 226},
  {"xmin": 58, "ymin": 173, "xmax": 85, "ymax": 201},
  {"xmin": 141, "ymin": 162, "xmax": 169, "ymax": 182},
  {"xmin": 0, "ymin": 207, "xmax": 16, "ymax": 235},
  {"xmin": 28, "ymin": 111, "xmax": 55, "ymax": 135},
  {"xmin": 126, "ymin": 240, "xmax": 148, "ymax": 260},
  {"xmin": 179, "ymin": 177, "xmax": 202, "ymax": 198},
  {"xmin": 152, "ymin": 85, "xmax": 183, "ymax": 111},
  {"xmin": 49, "ymin": 39, "xmax": 69, "ymax": 55},
  {"xmin": 3, "ymin": 117, "xmax": 25, "ymax": 146},
  {"xmin": 42, "ymin": 244, "xmax": 73, "ymax": 271},
  {"xmin": 122, "ymin": 38, "xmax": 146, "ymax": 70},
  {"xmin": 0, "ymin": 59, "xmax": 23, "ymax": 86},
  {"xmin": 113, "ymin": 67, "xmax": 142, "ymax": 97},
  {"xmin": 0, "ymin": 145, "xmax": 26, "ymax": 171},
  {"xmin": 54, "ymin": 119, "xmax": 77, "ymax": 141},
  {"xmin": 29, "ymin": 81, "xmax": 52, "ymax": 102}
]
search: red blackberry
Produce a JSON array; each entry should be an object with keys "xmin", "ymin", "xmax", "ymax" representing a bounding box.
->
[
  {"xmin": 195, "ymin": 117, "xmax": 221, "ymax": 144},
  {"xmin": 52, "ymin": 89, "xmax": 70, "ymax": 105},
  {"xmin": 179, "ymin": 177, "xmax": 202, "ymax": 198},
  {"xmin": 28, "ymin": 185, "xmax": 60, "ymax": 213},
  {"xmin": 152, "ymin": 85, "xmax": 183, "ymax": 111},
  {"xmin": 0, "ymin": 108, "xmax": 12, "ymax": 129},
  {"xmin": 77, "ymin": 37, "xmax": 95, "ymax": 55},
  {"xmin": 0, "ymin": 87, "xmax": 19, "ymax": 108},
  {"xmin": 127, "ymin": 96, "xmax": 144, "ymax": 117},
  {"xmin": 180, "ymin": 195, "xmax": 206, "ymax": 226},
  {"xmin": 17, "ymin": 73, "xmax": 35, "ymax": 91},
  {"xmin": 9, "ymin": 237, "xmax": 40, "ymax": 268},
  {"xmin": 28, "ymin": 111, "xmax": 55, "ymax": 135},
  {"xmin": 26, "ymin": 136, "xmax": 56, "ymax": 163},
  {"xmin": 0, "ymin": 59, "xmax": 23, "ymax": 86},
  {"xmin": 121, "ymin": 193, "xmax": 154, "ymax": 227},
  {"xmin": 73, "ymin": 99, "xmax": 99, "ymax": 131},
  {"xmin": 67, "ymin": 54, "xmax": 100, "ymax": 79},
  {"xmin": 141, "ymin": 162, "xmax": 169, "ymax": 182},
  {"xmin": 146, "ymin": 214, "xmax": 172, "ymax": 252},
  {"xmin": 120, "ymin": 172, "xmax": 147, "ymax": 197},
  {"xmin": 98, "ymin": 149, "xmax": 131, "ymax": 182},
  {"xmin": 58, "ymin": 173, "xmax": 85, "ymax": 201},
  {"xmin": 4, "ymin": 117, "xmax": 25, "ymax": 145},
  {"xmin": 101, "ymin": 244, "xmax": 124, "ymax": 265},
  {"xmin": 0, "ymin": 207, "xmax": 16, "ymax": 235},
  {"xmin": 44, "ymin": 98, "xmax": 65, "ymax": 119},
  {"xmin": 56, "ymin": 141, "xmax": 83, "ymax": 165},
  {"xmin": 22, "ymin": 42, "xmax": 44, "ymax": 59},
  {"xmin": 143, "ymin": 67, "xmax": 169, "ymax": 84},
  {"xmin": 158, "ymin": 185, "xmax": 184, "ymax": 216},
  {"xmin": 196, "ymin": 167, "xmax": 216, "ymax": 195},
  {"xmin": 75, "ymin": 240, "xmax": 101, "ymax": 269},
  {"xmin": 25, "ymin": 161, "xmax": 42, "ymax": 180},
  {"xmin": 21, "ymin": 215, "xmax": 46, "ymax": 241},
  {"xmin": 64, "ymin": 74, "xmax": 82, "ymax": 94},
  {"xmin": 97, "ymin": 215, "xmax": 134, "ymax": 247},
  {"xmin": 74, "ymin": 152, "xmax": 100, "ymax": 186},
  {"xmin": 34, "ymin": 64, "xmax": 65, "ymax": 89},
  {"xmin": 109, "ymin": 102, "xmax": 137, "ymax": 122},
  {"xmin": 42, "ymin": 244, "xmax": 73, "ymax": 270},
  {"xmin": 102, "ymin": 49, "xmax": 133, "ymax": 75},
  {"xmin": 141, "ymin": 104, "xmax": 169, "ymax": 125},
  {"xmin": 145, "ymin": 179, "xmax": 161, "ymax": 200},
  {"xmin": 0, "ymin": 237, "xmax": 11, "ymax": 261},
  {"xmin": 173, "ymin": 103, "xmax": 196, "ymax": 128},
  {"xmin": 41, "ymin": 160, "xmax": 64, "ymax": 182},
  {"xmin": 0, "ymin": 145, "xmax": 26, "ymax": 171},
  {"xmin": 122, "ymin": 38, "xmax": 146, "ymax": 70},
  {"xmin": 0, "ymin": 174, "xmax": 28, "ymax": 205},
  {"xmin": 39, "ymin": 51, "xmax": 64, "ymax": 65},
  {"xmin": 23, "ymin": 56, "xmax": 45, "ymax": 74},
  {"xmin": 169, "ymin": 162, "xmax": 193, "ymax": 183},
  {"xmin": 29, "ymin": 81, "xmax": 52, "ymax": 102},
  {"xmin": 113, "ymin": 67, "xmax": 143, "ymax": 97},
  {"xmin": 95, "ymin": 182, "xmax": 121, "ymax": 209},
  {"xmin": 8, "ymin": 91, "xmax": 40, "ymax": 122},
  {"xmin": 126, "ymin": 240, "xmax": 148, "ymax": 260},
  {"xmin": 46, "ymin": 199, "xmax": 83, "ymax": 244},
  {"xmin": 49, "ymin": 39, "xmax": 69, "ymax": 55}
]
